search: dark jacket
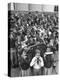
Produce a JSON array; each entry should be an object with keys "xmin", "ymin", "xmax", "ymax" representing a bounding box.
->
[
  {"xmin": 20, "ymin": 57, "xmax": 30, "ymax": 70},
  {"xmin": 44, "ymin": 54, "xmax": 53, "ymax": 68}
]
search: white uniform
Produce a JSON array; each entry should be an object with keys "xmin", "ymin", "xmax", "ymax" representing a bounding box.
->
[
  {"xmin": 30, "ymin": 56, "xmax": 44, "ymax": 69},
  {"xmin": 30, "ymin": 56, "xmax": 44, "ymax": 75}
]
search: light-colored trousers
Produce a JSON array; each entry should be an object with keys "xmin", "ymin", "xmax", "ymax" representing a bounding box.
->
[{"xmin": 44, "ymin": 67, "xmax": 52, "ymax": 75}]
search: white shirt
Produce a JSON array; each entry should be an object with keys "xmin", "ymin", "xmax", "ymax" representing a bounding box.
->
[{"xmin": 30, "ymin": 56, "xmax": 44, "ymax": 69}]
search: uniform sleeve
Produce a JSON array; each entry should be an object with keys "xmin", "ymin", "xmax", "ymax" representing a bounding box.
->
[
  {"xmin": 30, "ymin": 57, "xmax": 36, "ymax": 67},
  {"xmin": 40, "ymin": 57, "xmax": 44, "ymax": 67}
]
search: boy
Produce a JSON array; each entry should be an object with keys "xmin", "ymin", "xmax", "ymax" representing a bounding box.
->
[
  {"xmin": 30, "ymin": 49, "xmax": 44, "ymax": 75},
  {"xmin": 44, "ymin": 47, "xmax": 53, "ymax": 75}
]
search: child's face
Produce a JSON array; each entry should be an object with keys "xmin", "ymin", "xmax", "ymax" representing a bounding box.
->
[
  {"xmin": 35, "ymin": 49, "xmax": 40, "ymax": 57},
  {"xmin": 36, "ymin": 53, "xmax": 40, "ymax": 57}
]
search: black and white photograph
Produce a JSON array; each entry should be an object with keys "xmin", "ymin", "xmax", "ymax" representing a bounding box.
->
[{"xmin": 8, "ymin": 3, "xmax": 59, "ymax": 77}]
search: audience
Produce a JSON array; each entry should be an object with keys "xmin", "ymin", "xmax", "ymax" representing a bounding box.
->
[{"xmin": 9, "ymin": 11, "xmax": 58, "ymax": 76}]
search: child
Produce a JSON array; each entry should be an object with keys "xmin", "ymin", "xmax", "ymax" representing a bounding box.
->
[
  {"xmin": 20, "ymin": 49, "xmax": 30, "ymax": 76},
  {"xmin": 30, "ymin": 49, "xmax": 44, "ymax": 75},
  {"xmin": 44, "ymin": 47, "xmax": 53, "ymax": 75}
]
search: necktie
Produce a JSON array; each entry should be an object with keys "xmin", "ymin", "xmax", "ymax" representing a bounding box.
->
[{"xmin": 37, "ymin": 58, "xmax": 40, "ymax": 64}]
